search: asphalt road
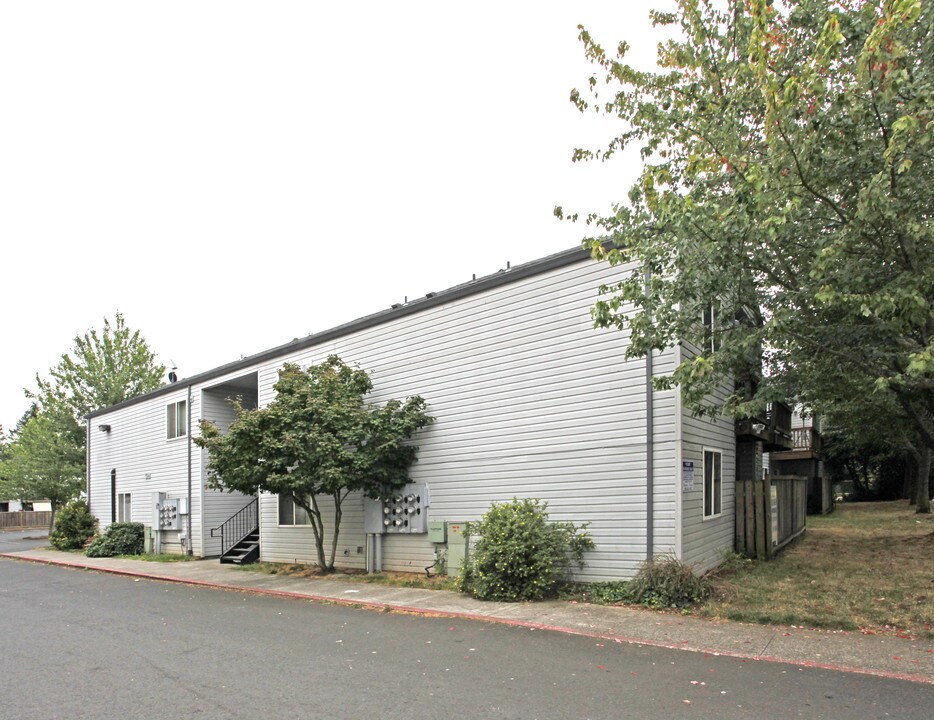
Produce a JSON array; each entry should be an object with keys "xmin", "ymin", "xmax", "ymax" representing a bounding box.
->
[
  {"xmin": 1, "ymin": 559, "xmax": 930, "ymax": 719},
  {"xmin": 0, "ymin": 528, "xmax": 49, "ymax": 553}
]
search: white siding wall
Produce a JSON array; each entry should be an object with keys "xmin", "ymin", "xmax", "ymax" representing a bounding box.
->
[
  {"xmin": 257, "ymin": 257, "xmax": 680, "ymax": 581},
  {"xmin": 200, "ymin": 388, "xmax": 257, "ymax": 556},
  {"xmin": 88, "ymin": 254, "xmax": 686, "ymax": 580},
  {"xmin": 88, "ymin": 388, "xmax": 199, "ymax": 555},
  {"xmin": 678, "ymin": 344, "xmax": 737, "ymax": 573}
]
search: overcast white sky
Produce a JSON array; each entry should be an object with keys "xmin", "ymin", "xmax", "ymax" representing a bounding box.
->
[{"xmin": 0, "ymin": 1, "xmax": 673, "ymax": 432}]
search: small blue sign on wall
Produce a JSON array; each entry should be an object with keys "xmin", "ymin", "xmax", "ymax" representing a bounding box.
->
[{"xmin": 681, "ymin": 460, "xmax": 695, "ymax": 492}]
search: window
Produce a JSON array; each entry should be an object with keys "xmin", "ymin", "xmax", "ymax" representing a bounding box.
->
[
  {"xmin": 166, "ymin": 400, "xmax": 187, "ymax": 439},
  {"xmin": 704, "ymin": 449, "xmax": 723, "ymax": 518},
  {"xmin": 278, "ymin": 495, "xmax": 310, "ymax": 526},
  {"xmin": 702, "ymin": 302, "xmax": 721, "ymax": 353},
  {"xmin": 117, "ymin": 493, "xmax": 131, "ymax": 522}
]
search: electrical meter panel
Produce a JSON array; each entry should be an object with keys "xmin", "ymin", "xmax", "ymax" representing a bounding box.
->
[
  {"xmin": 363, "ymin": 483, "xmax": 429, "ymax": 534},
  {"xmin": 156, "ymin": 498, "xmax": 181, "ymax": 530}
]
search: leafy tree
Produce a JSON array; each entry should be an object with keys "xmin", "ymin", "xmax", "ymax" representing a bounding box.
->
[
  {"xmin": 562, "ymin": 1, "xmax": 932, "ymax": 512},
  {"xmin": 1, "ymin": 413, "xmax": 85, "ymax": 528},
  {"xmin": 196, "ymin": 356, "xmax": 433, "ymax": 572},
  {"xmin": 24, "ymin": 313, "xmax": 165, "ymax": 499},
  {"xmin": 34, "ymin": 312, "xmax": 165, "ymax": 432}
]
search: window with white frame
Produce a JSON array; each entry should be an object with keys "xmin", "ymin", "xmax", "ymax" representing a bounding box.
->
[
  {"xmin": 166, "ymin": 400, "xmax": 187, "ymax": 439},
  {"xmin": 278, "ymin": 495, "xmax": 310, "ymax": 526},
  {"xmin": 703, "ymin": 449, "xmax": 723, "ymax": 518},
  {"xmin": 702, "ymin": 302, "xmax": 721, "ymax": 353},
  {"xmin": 117, "ymin": 492, "xmax": 131, "ymax": 522}
]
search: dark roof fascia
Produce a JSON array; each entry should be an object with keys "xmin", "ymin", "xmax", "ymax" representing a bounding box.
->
[{"xmin": 88, "ymin": 245, "xmax": 596, "ymax": 419}]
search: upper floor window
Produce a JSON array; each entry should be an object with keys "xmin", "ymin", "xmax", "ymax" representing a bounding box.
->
[
  {"xmin": 166, "ymin": 400, "xmax": 187, "ymax": 440},
  {"xmin": 702, "ymin": 302, "xmax": 721, "ymax": 353}
]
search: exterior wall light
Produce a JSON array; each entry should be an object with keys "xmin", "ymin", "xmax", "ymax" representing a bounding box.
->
[{"xmin": 98, "ymin": 424, "xmax": 112, "ymax": 433}]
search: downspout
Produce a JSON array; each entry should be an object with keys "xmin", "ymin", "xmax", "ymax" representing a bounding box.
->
[
  {"xmin": 86, "ymin": 419, "xmax": 91, "ymax": 507},
  {"xmin": 645, "ymin": 271, "xmax": 654, "ymax": 563},
  {"xmin": 187, "ymin": 384, "xmax": 193, "ymax": 556}
]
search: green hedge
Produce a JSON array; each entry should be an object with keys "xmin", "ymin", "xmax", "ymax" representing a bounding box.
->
[{"xmin": 86, "ymin": 522, "xmax": 145, "ymax": 557}]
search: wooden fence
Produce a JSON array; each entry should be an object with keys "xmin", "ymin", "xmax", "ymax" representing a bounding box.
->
[
  {"xmin": 0, "ymin": 511, "xmax": 52, "ymax": 529},
  {"xmin": 735, "ymin": 475, "xmax": 807, "ymax": 559}
]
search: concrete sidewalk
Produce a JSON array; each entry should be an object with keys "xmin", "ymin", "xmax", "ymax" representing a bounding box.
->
[{"xmin": 3, "ymin": 548, "xmax": 933, "ymax": 685}]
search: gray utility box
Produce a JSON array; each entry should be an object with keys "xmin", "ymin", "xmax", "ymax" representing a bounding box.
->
[
  {"xmin": 445, "ymin": 521, "xmax": 469, "ymax": 577},
  {"xmin": 155, "ymin": 498, "xmax": 181, "ymax": 531},
  {"xmin": 363, "ymin": 483, "xmax": 430, "ymax": 534}
]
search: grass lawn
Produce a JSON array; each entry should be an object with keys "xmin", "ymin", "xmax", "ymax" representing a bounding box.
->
[{"xmin": 700, "ymin": 500, "xmax": 934, "ymax": 638}]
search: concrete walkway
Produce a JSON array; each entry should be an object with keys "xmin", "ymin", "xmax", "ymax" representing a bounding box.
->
[{"xmin": 4, "ymin": 548, "xmax": 933, "ymax": 685}]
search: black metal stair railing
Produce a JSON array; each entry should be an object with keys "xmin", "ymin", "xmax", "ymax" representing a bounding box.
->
[{"xmin": 210, "ymin": 497, "xmax": 258, "ymax": 556}]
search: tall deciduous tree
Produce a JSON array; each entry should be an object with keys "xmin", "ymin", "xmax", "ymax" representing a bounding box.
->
[
  {"xmin": 34, "ymin": 312, "xmax": 166, "ymax": 433},
  {"xmin": 1, "ymin": 414, "xmax": 85, "ymax": 527},
  {"xmin": 562, "ymin": 0, "xmax": 932, "ymax": 511},
  {"xmin": 196, "ymin": 357, "xmax": 433, "ymax": 571}
]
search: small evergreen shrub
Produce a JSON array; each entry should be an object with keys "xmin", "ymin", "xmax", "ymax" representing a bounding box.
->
[
  {"xmin": 457, "ymin": 497, "xmax": 595, "ymax": 602},
  {"xmin": 627, "ymin": 555, "xmax": 710, "ymax": 609},
  {"xmin": 49, "ymin": 499, "xmax": 98, "ymax": 550},
  {"xmin": 86, "ymin": 522, "xmax": 145, "ymax": 557}
]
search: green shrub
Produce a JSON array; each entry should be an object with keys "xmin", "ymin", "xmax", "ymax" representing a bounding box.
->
[
  {"xmin": 578, "ymin": 580, "xmax": 634, "ymax": 605},
  {"xmin": 627, "ymin": 555, "xmax": 710, "ymax": 609},
  {"xmin": 86, "ymin": 522, "xmax": 145, "ymax": 557},
  {"xmin": 457, "ymin": 497, "xmax": 595, "ymax": 602},
  {"xmin": 49, "ymin": 499, "xmax": 98, "ymax": 550}
]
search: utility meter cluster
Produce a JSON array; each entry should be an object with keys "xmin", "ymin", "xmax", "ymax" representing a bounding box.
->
[
  {"xmin": 156, "ymin": 498, "xmax": 180, "ymax": 530},
  {"xmin": 363, "ymin": 483, "xmax": 429, "ymax": 534}
]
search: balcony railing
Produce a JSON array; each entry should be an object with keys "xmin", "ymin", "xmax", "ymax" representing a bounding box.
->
[{"xmin": 791, "ymin": 427, "xmax": 822, "ymax": 453}]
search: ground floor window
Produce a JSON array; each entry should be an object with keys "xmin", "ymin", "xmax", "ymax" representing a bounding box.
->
[
  {"xmin": 703, "ymin": 449, "xmax": 722, "ymax": 518},
  {"xmin": 277, "ymin": 495, "xmax": 310, "ymax": 526},
  {"xmin": 117, "ymin": 493, "xmax": 131, "ymax": 523}
]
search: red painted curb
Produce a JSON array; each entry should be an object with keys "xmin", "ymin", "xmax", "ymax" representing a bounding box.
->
[{"xmin": 3, "ymin": 552, "xmax": 932, "ymax": 686}]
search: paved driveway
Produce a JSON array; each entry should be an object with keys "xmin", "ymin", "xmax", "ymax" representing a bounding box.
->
[{"xmin": 0, "ymin": 528, "xmax": 48, "ymax": 553}]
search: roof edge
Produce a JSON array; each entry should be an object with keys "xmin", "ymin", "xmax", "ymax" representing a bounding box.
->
[{"xmin": 88, "ymin": 245, "xmax": 595, "ymax": 419}]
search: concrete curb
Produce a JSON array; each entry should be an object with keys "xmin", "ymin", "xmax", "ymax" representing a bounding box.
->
[{"xmin": 3, "ymin": 552, "xmax": 932, "ymax": 686}]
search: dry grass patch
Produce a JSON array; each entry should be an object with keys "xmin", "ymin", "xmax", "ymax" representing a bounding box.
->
[{"xmin": 701, "ymin": 501, "xmax": 934, "ymax": 638}]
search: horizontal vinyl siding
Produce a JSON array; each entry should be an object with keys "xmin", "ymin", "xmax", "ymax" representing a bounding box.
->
[
  {"xmin": 200, "ymin": 389, "xmax": 256, "ymax": 556},
  {"xmin": 257, "ymin": 257, "xmax": 680, "ymax": 581},
  {"xmin": 259, "ymin": 492, "xmax": 368, "ymax": 569},
  {"xmin": 88, "ymin": 389, "xmax": 196, "ymax": 555},
  {"xmin": 679, "ymin": 345, "xmax": 736, "ymax": 573},
  {"xmin": 88, "ymin": 254, "xmax": 684, "ymax": 579}
]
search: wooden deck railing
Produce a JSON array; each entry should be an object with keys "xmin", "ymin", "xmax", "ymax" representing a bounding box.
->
[{"xmin": 791, "ymin": 427, "xmax": 822, "ymax": 453}]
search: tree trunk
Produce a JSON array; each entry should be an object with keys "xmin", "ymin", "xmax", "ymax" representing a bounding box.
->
[
  {"xmin": 294, "ymin": 494, "xmax": 330, "ymax": 571},
  {"xmin": 328, "ymin": 491, "xmax": 343, "ymax": 571},
  {"xmin": 917, "ymin": 446, "xmax": 931, "ymax": 514},
  {"xmin": 48, "ymin": 501, "xmax": 58, "ymax": 533},
  {"xmin": 309, "ymin": 495, "xmax": 330, "ymax": 571}
]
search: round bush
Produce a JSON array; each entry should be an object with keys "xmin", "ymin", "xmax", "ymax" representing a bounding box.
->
[
  {"xmin": 49, "ymin": 499, "xmax": 98, "ymax": 550},
  {"xmin": 86, "ymin": 522, "xmax": 145, "ymax": 557},
  {"xmin": 457, "ymin": 497, "xmax": 595, "ymax": 602}
]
